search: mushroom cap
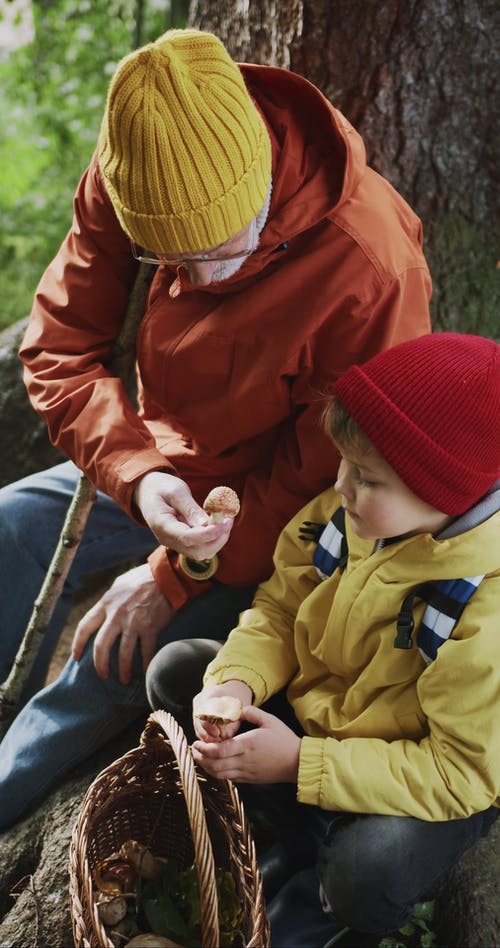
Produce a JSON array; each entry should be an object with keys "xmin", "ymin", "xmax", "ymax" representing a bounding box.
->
[
  {"xmin": 195, "ymin": 695, "xmax": 243, "ymax": 723},
  {"xmin": 203, "ymin": 486, "xmax": 240, "ymax": 518}
]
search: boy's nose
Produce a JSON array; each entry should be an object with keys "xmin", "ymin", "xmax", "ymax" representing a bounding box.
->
[
  {"xmin": 335, "ymin": 482, "xmax": 353, "ymax": 503},
  {"xmin": 335, "ymin": 464, "xmax": 354, "ymax": 501}
]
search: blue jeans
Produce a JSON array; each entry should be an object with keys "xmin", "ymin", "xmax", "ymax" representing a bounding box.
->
[{"xmin": 0, "ymin": 462, "xmax": 255, "ymax": 831}]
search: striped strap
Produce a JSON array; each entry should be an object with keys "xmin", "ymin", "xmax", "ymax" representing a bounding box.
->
[
  {"xmin": 312, "ymin": 507, "xmax": 348, "ymax": 579},
  {"xmin": 303, "ymin": 505, "xmax": 483, "ymax": 664},
  {"xmin": 417, "ymin": 575, "xmax": 484, "ymax": 664}
]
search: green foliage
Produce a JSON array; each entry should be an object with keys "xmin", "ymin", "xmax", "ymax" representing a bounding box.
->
[
  {"xmin": 0, "ymin": 0, "xmax": 188, "ymax": 330},
  {"xmin": 378, "ymin": 901, "xmax": 438, "ymax": 948},
  {"xmin": 138, "ymin": 860, "xmax": 243, "ymax": 947}
]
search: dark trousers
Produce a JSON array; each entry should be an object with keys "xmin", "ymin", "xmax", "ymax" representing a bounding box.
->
[{"xmin": 146, "ymin": 637, "xmax": 498, "ymax": 945}]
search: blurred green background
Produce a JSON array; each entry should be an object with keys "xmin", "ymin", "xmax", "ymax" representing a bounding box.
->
[{"xmin": 0, "ymin": 0, "xmax": 189, "ymax": 330}]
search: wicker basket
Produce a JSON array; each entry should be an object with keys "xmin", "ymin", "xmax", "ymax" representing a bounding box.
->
[{"xmin": 69, "ymin": 710, "xmax": 269, "ymax": 947}]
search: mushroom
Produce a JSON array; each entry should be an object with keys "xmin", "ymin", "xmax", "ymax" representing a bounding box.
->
[
  {"xmin": 95, "ymin": 894, "xmax": 128, "ymax": 926},
  {"xmin": 93, "ymin": 857, "xmax": 136, "ymax": 896},
  {"xmin": 203, "ymin": 486, "xmax": 240, "ymax": 523},
  {"xmin": 194, "ymin": 695, "xmax": 243, "ymax": 739},
  {"xmin": 118, "ymin": 840, "xmax": 165, "ymax": 880},
  {"xmin": 109, "ymin": 916, "xmax": 137, "ymax": 944},
  {"xmin": 179, "ymin": 487, "xmax": 239, "ymax": 581}
]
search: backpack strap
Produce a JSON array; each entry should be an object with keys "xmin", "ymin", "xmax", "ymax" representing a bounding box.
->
[
  {"xmin": 395, "ymin": 575, "xmax": 484, "ymax": 662},
  {"xmin": 417, "ymin": 575, "xmax": 485, "ymax": 664},
  {"xmin": 300, "ymin": 505, "xmax": 483, "ymax": 663},
  {"xmin": 310, "ymin": 506, "xmax": 348, "ymax": 579}
]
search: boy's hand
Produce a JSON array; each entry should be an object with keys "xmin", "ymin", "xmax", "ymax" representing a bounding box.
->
[
  {"xmin": 192, "ymin": 706, "xmax": 301, "ymax": 784},
  {"xmin": 193, "ymin": 681, "xmax": 252, "ymax": 742}
]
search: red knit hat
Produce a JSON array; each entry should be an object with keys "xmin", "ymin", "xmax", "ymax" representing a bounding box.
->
[{"xmin": 332, "ymin": 333, "xmax": 500, "ymax": 515}]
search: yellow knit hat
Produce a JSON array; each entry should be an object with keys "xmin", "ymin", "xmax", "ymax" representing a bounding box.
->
[{"xmin": 98, "ymin": 29, "xmax": 272, "ymax": 254}]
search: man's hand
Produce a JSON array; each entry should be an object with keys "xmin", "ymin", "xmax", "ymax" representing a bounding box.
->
[
  {"xmin": 192, "ymin": 706, "xmax": 301, "ymax": 784},
  {"xmin": 71, "ymin": 563, "xmax": 173, "ymax": 684},
  {"xmin": 133, "ymin": 472, "xmax": 234, "ymax": 560},
  {"xmin": 193, "ymin": 681, "xmax": 253, "ymax": 742}
]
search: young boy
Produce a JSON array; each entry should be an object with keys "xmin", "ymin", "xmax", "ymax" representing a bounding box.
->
[{"xmin": 146, "ymin": 332, "xmax": 499, "ymax": 947}]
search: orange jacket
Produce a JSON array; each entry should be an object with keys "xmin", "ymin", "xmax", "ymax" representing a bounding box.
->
[{"xmin": 20, "ymin": 65, "xmax": 431, "ymax": 609}]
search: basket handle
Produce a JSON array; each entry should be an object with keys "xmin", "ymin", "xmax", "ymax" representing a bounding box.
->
[{"xmin": 143, "ymin": 709, "xmax": 219, "ymax": 947}]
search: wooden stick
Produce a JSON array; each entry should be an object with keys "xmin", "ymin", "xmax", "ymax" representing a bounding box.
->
[{"xmin": 0, "ymin": 262, "xmax": 152, "ymax": 736}]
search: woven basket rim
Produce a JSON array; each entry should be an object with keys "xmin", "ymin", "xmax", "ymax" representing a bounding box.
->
[{"xmin": 69, "ymin": 710, "xmax": 269, "ymax": 948}]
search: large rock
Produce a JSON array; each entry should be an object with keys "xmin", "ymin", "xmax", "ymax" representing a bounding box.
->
[
  {"xmin": 0, "ymin": 318, "xmax": 63, "ymax": 488},
  {"xmin": 435, "ymin": 818, "xmax": 500, "ymax": 948},
  {"xmin": 0, "ymin": 720, "xmax": 145, "ymax": 948}
]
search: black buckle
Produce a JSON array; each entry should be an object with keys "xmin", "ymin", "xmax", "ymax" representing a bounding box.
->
[
  {"xmin": 298, "ymin": 521, "xmax": 325, "ymax": 543},
  {"xmin": 394, "ymin": 611, "xmax": 414, "ymax": 649}
]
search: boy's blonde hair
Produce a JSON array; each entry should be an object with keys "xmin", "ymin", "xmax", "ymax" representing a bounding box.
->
[{"xmin": 323, "ymin": 397, "xmax": 372, "ymax": 451}]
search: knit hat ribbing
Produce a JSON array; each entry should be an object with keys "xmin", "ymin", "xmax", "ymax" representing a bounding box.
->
[
  {"xmin": 332, "ymin": 333, "xmax": 500, "ymax": 515},
  {"xmin": 98, "ymin": 29, "xmax": 272, "ymax": 254}
]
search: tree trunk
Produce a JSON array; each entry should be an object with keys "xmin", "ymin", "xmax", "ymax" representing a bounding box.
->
[{"xmin": 189, "ymin": 0, "xmax": 499, "ymax": 335}]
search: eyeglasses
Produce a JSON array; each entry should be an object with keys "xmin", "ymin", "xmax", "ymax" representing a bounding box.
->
[{"xmin": 130, "ymin": 239, "xmax": 256, "ymax": 267}]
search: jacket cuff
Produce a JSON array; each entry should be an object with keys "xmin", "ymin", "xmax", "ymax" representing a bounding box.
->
[
  {"xmin": 148, "ymin": 546, "xmax": 211, "ymax": 610},
  {"xmin": 106, "ymin": 452, "xmax": 175, "ymax": 520},
  {"xmin": 297, "ymin": 736, "xmax": 326, "ymax": 808},
  {"xmin": 203, "ymin": 665, "xmax": 267, "ymax": 705}
]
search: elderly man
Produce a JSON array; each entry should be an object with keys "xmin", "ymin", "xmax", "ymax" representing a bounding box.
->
[{"xmin": 0, "ymin": 28, "xmax": 431, "ymax": 829}]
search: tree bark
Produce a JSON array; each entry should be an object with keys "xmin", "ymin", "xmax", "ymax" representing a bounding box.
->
[{"xmin": 190, "ymin": 0, "xmax": 304, "ymax": 67}]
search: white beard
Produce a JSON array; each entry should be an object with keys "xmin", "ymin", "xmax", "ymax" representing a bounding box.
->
[
  {"xmin": 210, "ymin": 177, "xmax": 273, "ymax": 284},
  {"xmin": 211, "ymin": 254, "xmax": 249, "ymax": 282}
]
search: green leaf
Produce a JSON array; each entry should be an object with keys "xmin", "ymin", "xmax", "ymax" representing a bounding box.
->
[
  {"xmin": 412, "ymin": 901, "xmax": 435, "ymax": 921},
  {"xmin": 139, "ymin": 862, "xmax": 193, "ymax": 942},
  {"xmin": 142, "ymin": 889, "xmax": 190, "ymax": 942},
  {"xmin": 177, "ymin": 864, "xmax": 201, "ymax": 928},
  {"xmin": 216, "ymin": 869, "xmax": 243, "ymax": 933},
  {"xmin": 414, "ymin": 918, "xmax": 432, "ymax": 933},
  {"xmin": 420, "ymin": 932, "xmax": 436, "ymax": 948}
]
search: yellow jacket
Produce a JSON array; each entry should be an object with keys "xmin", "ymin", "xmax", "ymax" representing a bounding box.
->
[{"xmin": 204, "ymin": 485, "xmax": 500, "ymax": 820}]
